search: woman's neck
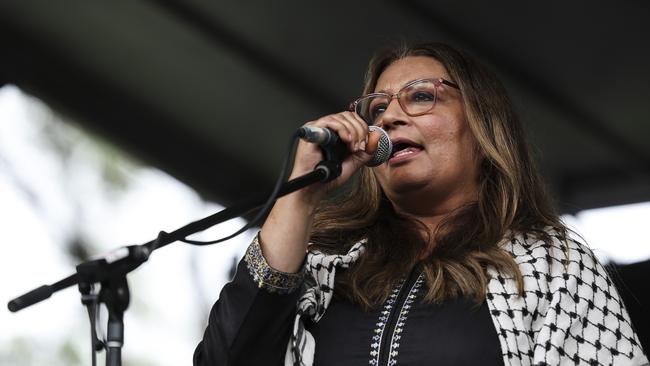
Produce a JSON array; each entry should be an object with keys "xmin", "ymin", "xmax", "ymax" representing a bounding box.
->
[{"xmin": 390, "ymin": 189, "xmax": 478, "ymax": 258}]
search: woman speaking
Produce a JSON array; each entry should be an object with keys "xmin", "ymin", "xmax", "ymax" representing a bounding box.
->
[{"xmin": 193, "ymin": 43, "xmax": 648, "ymax": 365}]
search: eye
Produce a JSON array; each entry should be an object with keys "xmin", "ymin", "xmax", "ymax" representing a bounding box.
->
[
  {"xmin": 370, "ymin": 103, "xmax": 387, "ymax": 121},
  {"xmin": 409, "ymin": 91, "xmax": 435, "ymax": 103}
]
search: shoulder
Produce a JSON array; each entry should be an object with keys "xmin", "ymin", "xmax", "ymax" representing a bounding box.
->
[
  {"xmin": 501, "ymin": 228, "xmax": 603, "ymax": 285},
  {"xmin": 491, "ymin": 228, "xmax": 648, "ymax": 364},
  {"xmin": 494, "ymin": 227, "xmax": 617, "ymax": 308}
]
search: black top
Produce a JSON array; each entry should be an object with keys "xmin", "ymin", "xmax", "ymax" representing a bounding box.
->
[
  {"xmin": 194, "ymin": 259, "xmax": 504, "ymax": 366},
  {"xmin": 311, "ymin": 293, "xmax": 502, "ymax": 365}
]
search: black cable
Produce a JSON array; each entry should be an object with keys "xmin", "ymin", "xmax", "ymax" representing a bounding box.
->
[
  {"xmin": 180, "ymin": 131, "xmax": 301, "ymax": 245},
  {"xmin": 177, "ymin": 131, "xmax": 302, "ymax": 366}
]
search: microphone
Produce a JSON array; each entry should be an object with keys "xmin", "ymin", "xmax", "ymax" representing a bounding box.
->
[{"xmin": 297, "ymin": 125, "xmax": 392, "ymax": 167}]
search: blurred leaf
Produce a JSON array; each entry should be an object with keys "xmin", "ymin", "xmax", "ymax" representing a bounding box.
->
[{"xmin": 57, "ymin": 339, "xmax": 82, "ymax": 366}]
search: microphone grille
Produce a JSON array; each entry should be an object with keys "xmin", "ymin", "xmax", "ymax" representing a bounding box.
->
[{"xmin": 366, "ymin": 126, "xmax": 393, "ymax": 167}]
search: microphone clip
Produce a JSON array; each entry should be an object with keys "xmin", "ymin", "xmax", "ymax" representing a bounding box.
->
[{"xmin": 315, "ymin": 141, "xmax": 347, "ymax": 183}]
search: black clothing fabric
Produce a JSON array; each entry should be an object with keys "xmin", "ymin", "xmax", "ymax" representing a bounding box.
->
[
  {"xmin": 194, "ymin": 259, "xmax": 503, "ymax": 366},
  {"xmin": 194, "ymin": 259, "xmax": 301, "ymax": 365},
  {"xmin": 310, "ymin": 289, "xmax": 503, "ymax": 366}
]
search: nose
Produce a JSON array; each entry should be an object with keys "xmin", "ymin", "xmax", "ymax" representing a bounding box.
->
[{"xmin": 379, "ymin": 97, "xmax": 408, "ymax": 130}]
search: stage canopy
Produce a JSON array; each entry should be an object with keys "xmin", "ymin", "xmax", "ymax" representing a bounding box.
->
[{"xmin": 1, "ymin": 1, "xmax": 649, "ymax": 212}]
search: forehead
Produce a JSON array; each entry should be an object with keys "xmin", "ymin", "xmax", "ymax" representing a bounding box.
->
[{"xmin": 375, "ymin": 56, "xmax": 449, "ymax": 93}]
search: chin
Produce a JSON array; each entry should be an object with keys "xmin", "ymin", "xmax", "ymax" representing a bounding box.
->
[{"xmin": 384, "ymin": 177, "xmax": 432, "ymax": 195}]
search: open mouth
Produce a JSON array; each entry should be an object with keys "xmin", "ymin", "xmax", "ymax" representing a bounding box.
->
[{"xmin": 390, "ymin": 141, "xmax": 423, "ymax": 160}]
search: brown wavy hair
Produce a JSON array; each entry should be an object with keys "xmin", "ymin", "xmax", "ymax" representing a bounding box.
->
[{"xmin": 309, "ymin": 42, "xmax": 567, "ymax": 310}]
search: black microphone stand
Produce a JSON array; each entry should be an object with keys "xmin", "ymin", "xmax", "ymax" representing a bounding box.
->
[{"xmin": 7, "ymin": 146, "xmax": 345, "ymax": 366}]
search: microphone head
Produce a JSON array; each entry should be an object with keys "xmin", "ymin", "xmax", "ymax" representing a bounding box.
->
[{"xmin": 366, "ymin": 126, "xmax": 392, "ymax": 167}]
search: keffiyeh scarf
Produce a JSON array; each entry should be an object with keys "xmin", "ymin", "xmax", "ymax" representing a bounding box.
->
[{"xmin": 284, "ymin": 240, "xmax": 366, "ymax": 366}]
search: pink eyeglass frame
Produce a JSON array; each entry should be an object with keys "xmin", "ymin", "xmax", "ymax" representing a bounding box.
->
[{"xmin": 349, "ymin": 77, "xmax": 461, "ymax": 123}]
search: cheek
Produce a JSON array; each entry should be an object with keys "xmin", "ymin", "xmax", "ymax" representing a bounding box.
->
[
  {"xmin": 418, "ymin": 115, "xmax": 445, "ymax": 136},
  {"xmin": 423, "ymin": 116, "xmax": 476, "ymax": 165},
  {"xmin": 420, "ymin": 118, "xmax": 458, "ymax": 154},
  {"xmin": 417, "ymin": 109, "xmax": 464, "ymax": 140}
]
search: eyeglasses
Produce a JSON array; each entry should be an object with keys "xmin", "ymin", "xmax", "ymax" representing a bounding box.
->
[{"xmin": 349, "ymin": 78, "xmax": 461, "ymax": 126}]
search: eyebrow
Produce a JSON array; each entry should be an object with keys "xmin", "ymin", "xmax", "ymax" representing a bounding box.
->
[{"xmin": 374, "ymin": 78, "xmax": 428, "ymax": 94}]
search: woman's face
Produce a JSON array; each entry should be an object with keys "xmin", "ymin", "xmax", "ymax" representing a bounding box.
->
[{"xmin": 372, "ymin": 56, "xmax": 480, "ymax": 213}]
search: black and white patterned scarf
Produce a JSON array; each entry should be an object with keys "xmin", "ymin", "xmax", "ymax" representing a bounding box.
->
[
  {"xmin": 284, "ymin": 240, "xmax": 366, "ymax": 366},
  {"xmin": 282, "ymin": 233, "xmax": 648, "ymax": 365}
]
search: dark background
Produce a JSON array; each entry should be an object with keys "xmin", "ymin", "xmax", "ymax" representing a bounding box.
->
[{"xmin": 1, "ymin": 0, "xmax": 648, "ymax": 352}]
